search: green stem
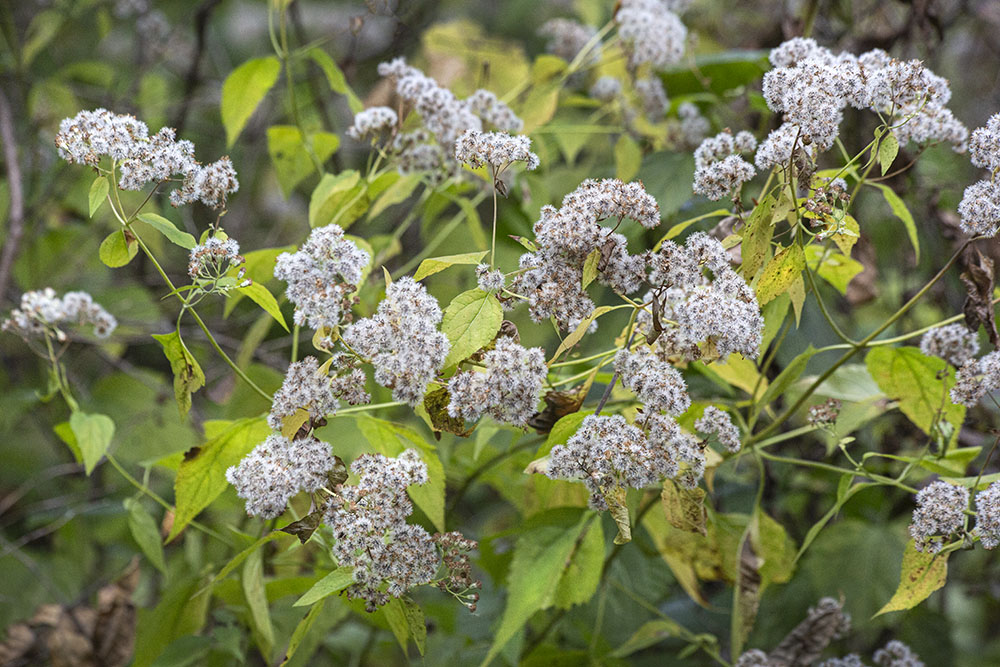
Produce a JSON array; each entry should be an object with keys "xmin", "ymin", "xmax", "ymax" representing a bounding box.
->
[{"xmin": 337, "ymin": 401, "xmax": 406, "ymax": 415}]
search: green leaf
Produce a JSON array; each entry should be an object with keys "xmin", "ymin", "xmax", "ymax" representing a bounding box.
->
[
  {"xmin": 384, "ymin": 597, "xmax": 426, "ymax": 656},
  {"xmin": 581, "ymin": 248, "xmax": 601, "ymax": 289},
  {"xmin": 169, "ymin": 417, "xmax": 271, "ymax": 540},
  {"xmin": 280, "ymin": 599, "xmax": 326, "ymax": 666},
  {"xmin": 221, "ymin": 56, "xmax": 282, "ymax": 147},
  {"xmin": 88, "ymin": 176, "xmax": 109, "ymax": 218},
  {"xmin": 353, "ymin": 415, "xmax": 446, "ymax": 531},
  {"xmin": 198, "ymin": 533, "xmax": 283, "ymax": 597},
  {"xmin": 553, "ymin": 516, "xmax": 604, "ymax": 608},
  {"xmin": 805, "ymin": 245, "xmax": 864, "ymax": 294},
  {"xmin": 266, "ymin": 125, "xmax": 340, "ymax": 196},
  {"xmin": 759, "ymin": 345, "xmax": 816, "ymax": 407},
  {"xmin": 440, "ymin": 289, "xmax": 503, "ymax": 368},
  {"xmin": 481, "ymin": 510, "xmax": 593, "ymax": 666},
  {"xmin": 537, "ymin": 411, "xmax": 590, "ymax": 456},
  {"xmin": 875, "ymin": 540, "xmax": 948, "ymax": 616},
  {"xmin": 309, "ymin": 170, "xmax": 362, "ymax": 229},
  {"xmin": 740, "ymin": 194, "xmax": 776, "ymax": 279},
  {"xmin": 549, "ymin": 305, "xmax": 614, "ymax": 363},
  {"xmin": 413, "ymin": 251, "xmax": 488, "ymax": 281},
  {"xmin": 879, "ymin": 132, "xmax": 899, "ymax": 176},
  {"xmin": 755, "ymin": 243, "xmax": 805, "ymax": 306},
  {"xmin": 610, "ymin": 619, "xmax": 684, "ymax": 658},
  {"xmin": 871, "ymin": 183, "xmax": 919, "ymax": 262},
  {"xmin": 236, "ymin": 282, "xmax": 288, "ymax": 332},
  {"xmin": 614, "ymin": 134, "xmax": 642, "ymax": 182},
  {"xmin": 243, "ymin": 548, "xmax": 275, "ymax": 657},
  {"xmin": 831, "ymin": 214, "xmax": 861, "ymax": 257},
  {"xmin": 368, "ymin": 173, "xmax": 421, "ymax": 219},
  {"xmin": 137, "ymin": 213, "xmax": 197, "ymax": 250},
  {"xmin": 99, "ymin": 229, "xmax": 138, "ymax": 267},
  {"xmin": 125, "ymin": 498, "xmax": 166, "ymax": 574},
  {"xmin": 865, "ymin": 347, "xmax": 965, "ymax": 448},
  {"xmin": 152, "ymin": 330, "xmax": 206, "ymax": 417},
  {"xmin": 309, "ymin": 48, "xmax": 364, "ymax": 113},
  {"xmin": 293, "ymin": 567, "xmax": 354, "ymax": 607},
  {"xmin": 69, "ymin": 410, "xmax": 114, "ymax": 475},
  {"xmin": 133, "ymin": 575, "xmax": 211, "ymax": 667}
]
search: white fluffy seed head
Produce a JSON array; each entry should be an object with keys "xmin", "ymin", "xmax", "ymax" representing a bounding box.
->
[
  {"xmin": 454, "ymin": 130, "xmax": 540, "ymax": 171},
  {"xmin": 446, "ymin": 337, "xmax": 546, "ymax": 426},
  {"xmin": 919, "ymin": 324, "xmax": 979, "ymax": 367},
  {"xmin": 909, "ymin": 480, "xmax": 969, "ymax": 553},
  {"xmin": 2, "ymin": 288, "xmax": 117, "ymax": 341}
]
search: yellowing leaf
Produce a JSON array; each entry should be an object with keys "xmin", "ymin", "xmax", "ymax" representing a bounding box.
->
[
  {"xmin": 879, "ymin": 132, "xmax": 899, "ymax": 176},
  {"xmin": 221, "ymin": 56, "xmax": 281, "ymax": 147},
  {"xmin": 152, "ymin": 329, "xmax": 206, "ymax": 417},
  {"xmin": 876, "ymin": 540, "xmax": 948, "ymax": 616},
  {"xmin": 581, "ymin": 247, "xmax": 601, "ymax": 289},
  {"xmin": 740, "ymin": 194, "xmax": 776, "ymax": 279},
  {"xmin": 755, "ymin": 243, "xmax": 805, "ymax": 305},
  {"xmin": 413, "ymin": 251, "xmax": 488, "ymax": 282}
]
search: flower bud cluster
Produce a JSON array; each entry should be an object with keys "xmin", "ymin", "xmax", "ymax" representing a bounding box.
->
[
  {"xmin": 454, "ymin": 130, "xmax": 540, "ymax": 172},
  {"xmin": 909, "ymin": 480, "xmax": 969, "ymax": 553},
  {"xmin": 55, "ymin": 109, "xmax": 239, "ymax": 208},
  {"xmin": 374, "ymin": 59, "xmax": 523, "ymax": 183},
  {"xmin": 226, "ymin": 434, "xmax": 336, "ymax": 519},
  {"xmin": 342, "ymin": 278, "xmax": 450, "ymax": 405},
  {"xmin": 695, "ymin": 405, "xmax": 741, "ymax": 453},
  {"xmin": 2, "ymin": 288, "xmax": 117, "ymax": 341},
  {"xmin": 959, "ymin": 113, "xmax": 1000, "ymax": 236},
  {"xmin": 513, "ymin": 178, "xmax": 659, "ymax": 330},
  {"xmin": 447, "ymin": 336, "xmax": 546, "ymax": 426},
  {"xmin": 268, "ymin": 355, "xmax": 369, "ymax": 431},
  {"xmin": 950, "ymin": 350, "xmax": 1000, "ymax": 407},
  {"xmin": 324, "ymin": 450, "xmax": 439, "ymax": 611},
  {"xmin": 188, "ymin": 236, "xmax": 245, "ymax": 283},
  {"xmin": 274, "ymin": 224, "xmax": 370, "ymax": 332},
  {"xmin": 761, "ymin": 38, "xmax": 966, "ymax": 154},
  {"xmin": 346, "ymin": 106, "xmax": 398, "ymax": 141},
  {"xmin": 643, "ymin": 232, "xmax": 763, "ymax": 362},
  {"xmin": 693, "ymin": 130, "xmax": 757, "ymax": 201},
  {"xmin": 615, "ymin": 0, "xmax": 687, "ymax": 71},
  {"xmin": 919, "ymin": 324, "xmax": 979, "ymax": 367}
]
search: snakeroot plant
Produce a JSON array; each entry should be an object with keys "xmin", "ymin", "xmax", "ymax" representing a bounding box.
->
[{"xmin": 5, "ymin": 1, "xmax": 1000, "ymax": 665}]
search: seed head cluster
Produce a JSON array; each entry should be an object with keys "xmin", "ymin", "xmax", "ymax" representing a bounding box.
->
[
  {"xmin": 909, "ymin": 480, "xmax": 969, "ymax": 553},
  {"xmin": 347, "ymin": 106, "xmax": 398, "ymax": 141},
  {"xmin": 950, "ymin": 350, "xmax": 1000, "ymax": 407},
  {"xmin": 274, "ymin": 224, "xmax": 370, "ymax": 332},
  {"xmin": 615, "ymin": 0, "xmax": 687, "ymax": 71},
  {"xmin": 693, "ymin": 130, "xmax": 758, "ymax": 201},
  {"xmin": 959, "ymin": 113, "xmax": 1000, "ymax": 236},
  {"xmin": 973, "ymin": 481, "xmax": 1000, "ymax": 550},
  {"xmin": 2, "ymin": 288, "xmax": 117, "ymax": 341},
  {"xmin": 454, "ymin": 130, "xmax": 540, "ymax": 172},
  {"xmin": 323, "ymin": 450, "xmax": 438, "ymax": 611},
  {"xmin": 643, "ymin": 232, "xmax": 763, "ymax": 362},
  {"xmin": 342, "ymin": 278, "xmax": 450, "ymax": 406},
  {"xmin": 695, "ymin": 405, "xmax": 741, "ymax": 453},
  {"xmin": 226, "ymin": 434, "xmax": 336, "ymax": 519},
  {"xmin": 55, "ymin": 109, "xmax": 239, "ymax": 208},
  {"xmin": 188, "ymin": 237, "xmax": 245, "ymax": 282},
  {"xmin": 447, "ymin": 337, "xmax": 546, "ymax": 426},
  {"xmin": 268, "ymin": 355, "xmax": 369, "ymax": 431},
  {"xmin": 919, "ymin": 324, "xmax": 979, "ymax": 367},
  {"xmin": 634, "ymin": 76, "xmax": 669, "ymax": 120},
  {"xmin": 475, "ymin": 264, "xmax": 505, "ymax": 293},
  {"xmin": 539, "ymin": 19, "xmax": 598, "ymax": 66},
  {"xmin": 513, "ymin": 178, "xmax": 659, "ymax": 330},
  {"xmin": 589, "ymin": 76, "xmax": 622, "ymax": 102},
  {"xmin": 873, "ymin": 640, "xmax": 925, "ymax": 667},
  {"xmin": 375, "ymin": 59, "xmax": 523, "ymax": 183},
  {"xmin": 615, "ymin": 347, "xmax": 690, "ymax": 416}
]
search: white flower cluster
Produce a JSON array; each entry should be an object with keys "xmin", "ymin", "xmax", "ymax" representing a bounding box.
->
[
  {"xmin": 695, "ymin": 405, "xmax": 741, "ymax": 453},
  {"xmin": 346, "ymin": 106, "xmax": 398, "ymax": 141},
  {"xmin": 760, "ymin": 38, "xmax": 966, "ymax": 156},
  {"xmin": 2, "ymin": 288, "xmax": 117, "ymax": 341},
  {"xmin": 909, "ymin": 480, "xmax": 969, "ymax": 553},
  {"xmin": 226, "ymin": 434, "xmax": 336, "ymax": 519},
  {"xmin": 678, "ymin": 102, "xmax": 710, "ymax": 147},
  {"xmin": 454, "ymin": 130, "xmax": 540, "ymax": 172},
  {"xmin": 693, "ymin": 130, "xmax": 758, "ymax": 200},
  {"xmin": 873, "ymin": 640, "xmax": 926, "ymax": 667},
  {"xmin": 187, "ymin": 236, "xmax": 244, "ymax": 281},
  {"xmin": 323, "ymin": 449, "xmax": 438, "ymax": 611},
  {"xmin": 274, "ymin": 224, "xmax": 370, "ymax": 332},
  {"xmin": 918, "ymin": 324, "xmax": 979, "ymax": 367},
  {"xmin": 614, "ymin": 347, "xmax": 690, "ymax": 416},
  {"xmin": 375, "ymin": 59, "xmax": 523, "ymax": 183},
  {"xmin": 342, "ymin": 277, "xmax": 450, "ymax": 405},
  {"xmin": 513, "ymin": 178, "xmax": 660, "ymax": 330},
  {"xmin": 644, "ymin": 232, "xmax": 763, "ymax": 362},
  {"xmin": 268, "ymin": 355, "xmax": 369, "ymax": 431},
  {"xmin": 475, "ymin": 264, "xmax": 505, "ymax": 293},
  {"xmin": 754, "ymin": 121, "xmax": 818, "ymax": 172},
  {"xmin": 950, "ymin": 350, "xmax": 1000, "ymax": 407},
  {"xmin": 634, "ymin": 76, "xmax": 669, "ymax": 120},
  {"xmin": 447, "ymin": 337, "xmax": 546, "ymax": 426},
  {"xmin": 55, "ymin": 109, "xmax": 239, "ymax": 209},
  {"xmin": 615, "ymin": 0, "xmax": 687, "ymax": 71},
  {"xmin": 589, "ymin": 76, "xmax": 622, "ymax": 102},
  {"xmin": 539, "ymin": 18, "xmax": 598, "ymax": 65},
  {"xmin": 959, "ymin": 113, "xmax": 1000, "ymax": 236},
  {"xmin": 974, "ymin": 481, "xmax": 1000, "ymax": 549}
]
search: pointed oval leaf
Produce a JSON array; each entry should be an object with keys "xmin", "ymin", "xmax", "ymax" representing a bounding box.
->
[
  {"xmin": 69, "ymin": 410, "xmax": 115, "ymax": 475},
  {"xmin": 99, "ymin": 229, "xmax": 138, "ymax": 267},
  {"xmin": 221, "ymin": 56, "xmax": 282, "ymax": 147},
  {"xmin": 440, "ymin": 289, "xmax": 502, "ymax": 368},
  {"xmin": 89, "ymin": 175, "xmax": 109, "ymax": 218},
  {"xmin": 137, "ymin": 213, "xmax": 197, "ymax": 250}
]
